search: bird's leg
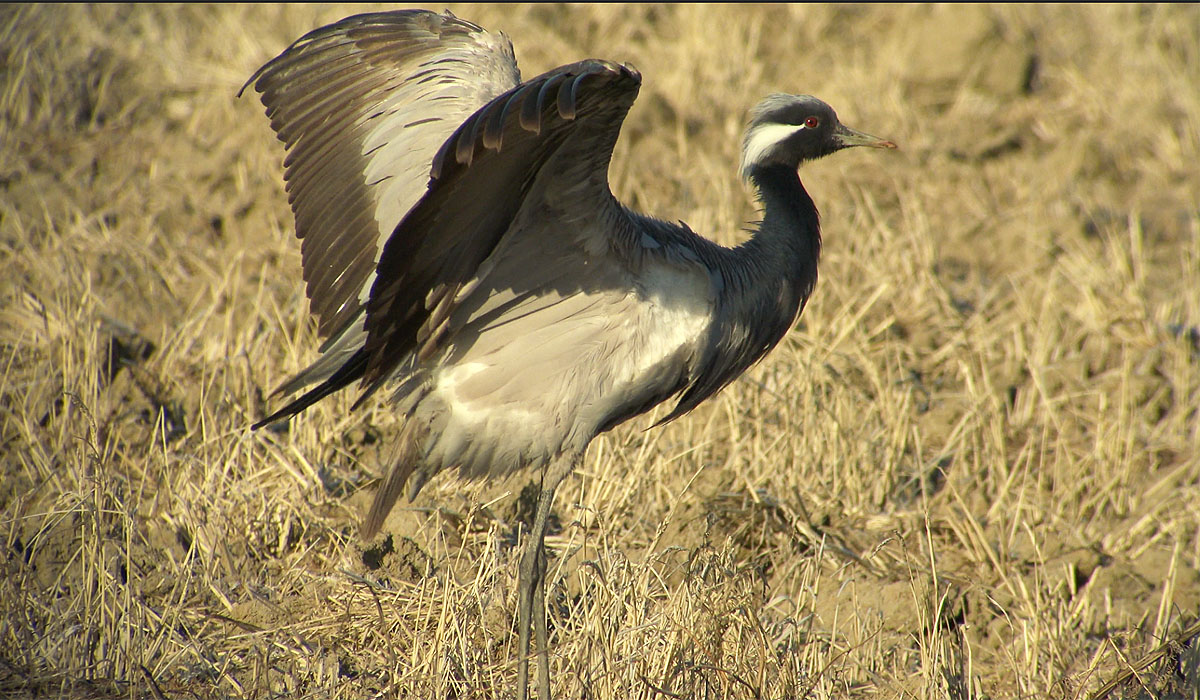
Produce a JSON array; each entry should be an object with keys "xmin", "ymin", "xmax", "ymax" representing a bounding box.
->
[
  {"xmin": 517, "ymin": 484, "xmax": 556, "ymax": 700},
  {"xmin": 533, "ymin": 584, "xmax": 549, "ymax": 697},
  {"xmin": 533, "ymin": 491, "xmax": 552, "ymax": 700},
  {"xmin": 516, "ymin": 456, "xmax": 575, "ymax": 700},
  {"xmin": 516, "ymin": 515, "xmax": 542, "ymax": 700}
]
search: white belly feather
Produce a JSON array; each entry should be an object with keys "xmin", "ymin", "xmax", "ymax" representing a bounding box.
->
[{"xmin": 418, "ymin": 260, "xmax": 712, "ymax": 479}]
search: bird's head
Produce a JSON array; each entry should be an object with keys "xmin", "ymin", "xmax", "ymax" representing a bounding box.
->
[{"xmin": 740, "ymin": 94, "xmax": 895, "ymax": 177}]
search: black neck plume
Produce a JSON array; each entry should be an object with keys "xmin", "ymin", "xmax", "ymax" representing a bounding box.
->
[{"xmin": 659, "ymin": 163, "xmax": 824, "ymax": 423}]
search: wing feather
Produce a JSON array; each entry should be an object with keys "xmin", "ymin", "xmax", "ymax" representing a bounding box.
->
[
  {"xmin": 359, "ymin": 59, "xmax": 642, "ymax": 397},
  {"xmin": 242, "ymin": 10, "xmax": 521, "ymax": 339},
  {"xmin": 249, "ymin": 14, "xmax": 646, "ymax": 429}
]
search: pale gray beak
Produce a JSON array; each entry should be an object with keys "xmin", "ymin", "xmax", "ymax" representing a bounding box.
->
[{"xmin": 835, "ymin": 123, "xmax": 897, "ymax": 150}]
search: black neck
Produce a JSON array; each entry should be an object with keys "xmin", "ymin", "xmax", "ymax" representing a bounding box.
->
[
  {"xmin": 648, "ymin": 163, "xmax": 825, "ymax": 422},
  {"xmin": 744, "ymin": 163, "xmax": 821, "ymax": 299}
]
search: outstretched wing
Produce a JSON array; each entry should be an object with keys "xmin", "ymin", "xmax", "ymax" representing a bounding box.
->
[
  {"xmin": 241, "ymin": 10, "xmax": 521, "ymax": 340},
  {"xmin": 360, "ymin": 59, "xmax": 643, "ymax": 396},
  {"xmin": 252, "ymin": 55, "xmax": 645, "ymax": 428}
]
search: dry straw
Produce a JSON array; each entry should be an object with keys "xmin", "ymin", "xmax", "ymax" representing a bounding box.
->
[{"xmin": 2, "ymin": 4, "xmax": 1198, "ymax": 699}]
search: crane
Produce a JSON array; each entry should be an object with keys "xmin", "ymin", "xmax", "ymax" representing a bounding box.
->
[{"xmin": 242, "ymin": 9, "xmax": 895, "ymax": 698}]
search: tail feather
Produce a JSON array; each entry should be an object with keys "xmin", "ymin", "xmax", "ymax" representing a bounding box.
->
[
  {"xmin": 270, "ymin": 315, "xmax": 368, "ymax": 398},
  {"xmin": 252, "ymin": 349, "xmax": 368, "ymax": 430}
]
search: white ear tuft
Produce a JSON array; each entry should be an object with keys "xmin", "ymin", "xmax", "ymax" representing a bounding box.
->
[{"xmin": 740, "ymin": 123, "xmax": 804, "ymax": 175}]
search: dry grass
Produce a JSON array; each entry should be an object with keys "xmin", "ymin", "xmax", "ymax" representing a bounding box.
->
[{"xmin": 2, "ymin": 4, "xmax": 1199, "ymax": 699}]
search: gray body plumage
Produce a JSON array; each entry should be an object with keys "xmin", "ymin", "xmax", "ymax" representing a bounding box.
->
[{"xmin": 243, "ymin": 11, "xmax": 893, "ymax": 697}]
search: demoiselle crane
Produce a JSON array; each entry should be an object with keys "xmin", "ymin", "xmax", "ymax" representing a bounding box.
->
[{"xmin": 242, "ymin": 9, "xmax": 895, "ymax": 698}]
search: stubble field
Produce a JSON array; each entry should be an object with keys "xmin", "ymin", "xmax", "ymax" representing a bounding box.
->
[{"xmin": 2, "ymin": 4, "xmax": 1199, "ymax": 699}]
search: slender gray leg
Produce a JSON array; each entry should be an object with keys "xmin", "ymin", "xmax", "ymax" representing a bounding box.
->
[
  {"xmin": 533, "ymin": 488, "xmax": 553, "ymax": 700},
  {"xmin": 516, "ymin": 457, "xmax": 575, "ymax": 699},
  {"xmin": 516, "ymin": 522, "xmax": 540, "ymax": 700}
]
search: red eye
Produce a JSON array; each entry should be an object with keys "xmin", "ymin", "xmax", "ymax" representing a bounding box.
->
[{"xmin": 804, "ymin": 116, "xmax": 820, "ymax": 128}]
